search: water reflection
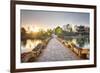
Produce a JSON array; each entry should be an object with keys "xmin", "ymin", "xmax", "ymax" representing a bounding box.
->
[
  {"xmin": 21, "ymin": 36, "xmax": 89, "ymax": 54},
  {"xmin": 64, "ymin": 36, "xmax": 90, "ymax": 49},
  {"xmin": 21, "ymin": 39, "xmax": 42, "ymax": 53}
]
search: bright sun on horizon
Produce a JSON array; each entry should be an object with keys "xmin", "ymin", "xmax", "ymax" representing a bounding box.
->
[
  {"xmin": 29, "ymin": 26, "xmax": 39, "ymax": 32},
  {"xmin": 23, "ymin": 25, "xmax": 47, "ymax": 33}
]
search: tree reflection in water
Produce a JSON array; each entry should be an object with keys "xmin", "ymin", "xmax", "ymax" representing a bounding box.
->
[
  {"xmin": 76, "ymin": 37, "xmax": 89, "ymax": 48},
  {"xmin": 21, "ymin": 39, "xmax": 42, "ymax": 53},
  {"xmin": 64, "ymin": 36, "xmax": 89, "ymax": 48}
]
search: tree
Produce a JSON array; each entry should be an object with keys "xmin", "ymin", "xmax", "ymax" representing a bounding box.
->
[
  {"xmin": 21, "ymin": 27, "xmax": 26, "ymax": 40},
  {"xmin": 21, "ymin": 27, "xmax": 26, "ymax": 35},
  {"xmin": 55, "ymin": 26, "xmax": 63, "ymax": 36},
  {"xmin": 66, "ymin": 24, "xmax": 72, "ymax": 32},
  {"xmin": 76, "ymin": 26, "xmax": 85, "ymax": 33},
  {"xmin": 47, "ymin": 29, "xmax": 52, "ymax": 36}
]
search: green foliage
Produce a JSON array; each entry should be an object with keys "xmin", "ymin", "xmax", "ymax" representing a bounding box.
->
[
  {"xmin": 47, "ymin": 29, "xmax": 52, "ymax": 36},
  {"xmin": 55, "ymin": 26, "xmax": 63, "ymax": 36}
]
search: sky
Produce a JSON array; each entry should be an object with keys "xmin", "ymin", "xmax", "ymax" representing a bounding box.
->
[{"xmin": 21, "ymin": 9, "xmax": 90, "ymax": 30}]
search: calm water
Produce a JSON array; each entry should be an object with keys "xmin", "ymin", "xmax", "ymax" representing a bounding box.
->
[
  {"xmin": 21, "ymin": 39, "xmax": 42, "ymax": 53},
  {"xmin": 21, "ymin": 36, "xmax": 89, "ymax": 53},
  {"xmin": 64, "ymin": 36, "xmax": 90, "ymax": 49}
]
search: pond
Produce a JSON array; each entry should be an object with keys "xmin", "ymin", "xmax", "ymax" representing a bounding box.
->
[
  {"xmin": 64, "ymin": 36, "xmax": 90, "ymax": 49},
  {"xmin": 21, "ymin": 39, "xmax": 42, "ymax": 53}
]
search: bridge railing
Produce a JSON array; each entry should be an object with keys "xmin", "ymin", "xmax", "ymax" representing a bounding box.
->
[{"xmin": 58, "ymin": 38, "xmax": 89, "ymax": 59}]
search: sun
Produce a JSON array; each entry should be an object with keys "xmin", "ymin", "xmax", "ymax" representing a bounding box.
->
[
  {"xmin": 30, "ymin": 26, "xmax": 39, "ymax": 33},
  {"xmin": 33, "ymin": 27, "xmax": 39, "ymax": 32}
]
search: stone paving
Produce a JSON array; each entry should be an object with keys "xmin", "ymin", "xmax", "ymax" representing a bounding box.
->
[{"xmin": 36, "ymin": 36, "xmax": 81, "ymax": 62}]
